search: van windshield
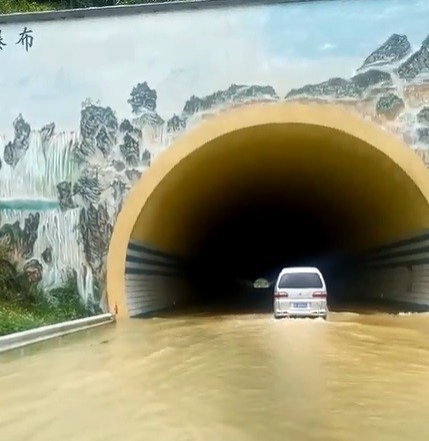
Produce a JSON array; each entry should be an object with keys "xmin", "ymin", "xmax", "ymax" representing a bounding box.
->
[{"xmin": 277, "ymin": 272, "xmax": 323, "ymax": 289}]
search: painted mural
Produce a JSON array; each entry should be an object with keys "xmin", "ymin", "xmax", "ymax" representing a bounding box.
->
[{"xmin": 0, "ymin": 0, "xmax": 429, "ymax": 329}]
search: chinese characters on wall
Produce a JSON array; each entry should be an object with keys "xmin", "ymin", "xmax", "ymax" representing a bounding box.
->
[{"xmin": 0, "ymin": 27, "xmax": 34, "ymax": 52}]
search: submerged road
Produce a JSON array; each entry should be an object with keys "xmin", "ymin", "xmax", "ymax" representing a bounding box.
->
[{"xmin": 1, "ymin": 310, "xmax": 429, "ymax": 440}]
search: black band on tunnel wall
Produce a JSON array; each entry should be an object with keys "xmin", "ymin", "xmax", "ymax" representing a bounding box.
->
[{"xmin": 125, "ymin": 240, "xmax": 190, "ymax": 317}]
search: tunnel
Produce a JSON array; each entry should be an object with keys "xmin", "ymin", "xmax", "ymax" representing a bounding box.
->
[{"xmin": 106, "ymin": 103, "xmax": 429, "ymax": 318}]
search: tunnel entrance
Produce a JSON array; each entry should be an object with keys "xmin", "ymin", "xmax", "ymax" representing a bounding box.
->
[{"xmin": 107, "ymin": 103, "xmax": 429, "ymax": 318}]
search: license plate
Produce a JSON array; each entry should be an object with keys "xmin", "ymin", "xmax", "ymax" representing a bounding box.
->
[{"xmin": 292, "ymin": 302, "xmax": 308, "ymax": 308}]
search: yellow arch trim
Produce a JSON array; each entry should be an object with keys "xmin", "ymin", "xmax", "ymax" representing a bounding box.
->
[{"xmin": 106, "ymin": 102, "xmax": 429, "ymax": 318}]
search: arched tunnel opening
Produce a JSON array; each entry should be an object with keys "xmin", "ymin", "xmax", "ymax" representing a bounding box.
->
[{"xmin": 107, "ymin": 104, "xmax": 429, "ymax": 318}]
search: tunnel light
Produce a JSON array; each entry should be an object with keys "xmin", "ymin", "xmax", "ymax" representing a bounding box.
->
[
  {"xmin": 254, "ymin": 278, "xmax": 270, "ymax": 288},
  {"xmin": 312, "ymin": 291, "xmax": 327, "ymax": 298}
]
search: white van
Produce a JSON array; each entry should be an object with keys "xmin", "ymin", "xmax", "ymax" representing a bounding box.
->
[{"xmin": 273, "ymin": 267, "xmax": 328, "ymax": 319}]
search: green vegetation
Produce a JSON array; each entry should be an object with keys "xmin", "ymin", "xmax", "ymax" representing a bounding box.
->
[
  {"xmin": 0, "ymin": 245, "xmax": 94, "ymax": 336},
  {"xmin": 0, "ymin": 1, "xmax": 52, "ymax": 14},
  {"xmin": 0, "ymin": 0, "xmax": 178, "ymax": 15}
]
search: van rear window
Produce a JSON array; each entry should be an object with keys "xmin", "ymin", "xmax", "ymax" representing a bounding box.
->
[{"xmin": 278, "ymin": 273, "xmax": 323, "ymax": 289}]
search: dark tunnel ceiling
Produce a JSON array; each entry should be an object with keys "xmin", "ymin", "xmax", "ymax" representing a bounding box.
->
[{"xmin": 132, "ymin": 122, "xmax": 429, "ymax": 278}]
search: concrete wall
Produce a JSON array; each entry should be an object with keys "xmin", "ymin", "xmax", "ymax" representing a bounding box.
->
[
  {"xmin": 1, "ymin": 0, "xmax": 429, "ymax": 315},
  {"xmin": 125, "ymin": 241, "xmax": 190, "ymax": 316},
  {"xmin": 355, "ymin": 232, "xmax": 429, "ymax": 307},
  {"xmin": 125, "ymin": 231, "xmax": 429, "ymax": 316},
  {"xmin": 125, "ymin": 240, "xmax": 190, "ymax": 317}
]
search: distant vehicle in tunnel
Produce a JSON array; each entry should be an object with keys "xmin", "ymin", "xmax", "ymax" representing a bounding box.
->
[{"xmin": 273, "ymin": 267, "xmax": 328, "ymax": 319}]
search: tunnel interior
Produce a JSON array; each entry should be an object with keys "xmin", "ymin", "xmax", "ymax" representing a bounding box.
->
[{"xmin": 124, "ymin": 121, "xmax": 429, "ymax": 316}]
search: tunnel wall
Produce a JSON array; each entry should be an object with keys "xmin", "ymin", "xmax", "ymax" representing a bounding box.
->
[
  {"xmin": 353, "ymin": 231, "xmax": 429, "ymax": 307},
  {"xmin": 125, "ymin": 240, "xmax": 190, "ymax": 316},
  {"xmin": 1, "ymin": 0, "xmax": 429, "ymax": 321},
  {"xmin": 124, "ymin": 231, "xmax": 429, "ymax": 316},
  {"xmin": 111, "ymin": 102, "xmax": 429, "ymax": 318},
  {"xmin": 124, "ymin": 232, "xmax": 429, "ymax": 315}
]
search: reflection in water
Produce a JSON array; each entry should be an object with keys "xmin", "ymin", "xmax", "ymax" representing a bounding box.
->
[{"xmin": 1, "ymin": 311, "xmax": 429, "ymax": 440}]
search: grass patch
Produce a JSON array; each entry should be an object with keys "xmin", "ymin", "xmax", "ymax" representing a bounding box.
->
[
  {"xmin": 0, "ymin": 301, "xmax": 83, "ymax": 336},
  {"xmin": 0, "ymin": 1, "xmax": 181, "ymax": 15},
  {"xmin": 0, "ymin": 244, "xmax": 96, "ymax": 337},
  {"xmin": 0, "ymin": 277, "xmax": 95, "ymax": 336},
  {"xmin": 0, "ymin": 1, "xmax": 54, "ymax": 14}
]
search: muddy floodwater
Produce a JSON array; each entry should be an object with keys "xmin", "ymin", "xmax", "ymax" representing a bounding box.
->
[{"xmin": 1, "ymin": 310, "xmax": 429, "ymax": 441}]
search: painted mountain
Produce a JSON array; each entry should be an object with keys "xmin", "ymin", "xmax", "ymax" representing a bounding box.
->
[
  {"xmin": 0, "ymin": 32, "xmax": 429, "ymax": 311},
  {"xmin": 284, "ymin": 33, "xmax": 429, "ymax": 164}
]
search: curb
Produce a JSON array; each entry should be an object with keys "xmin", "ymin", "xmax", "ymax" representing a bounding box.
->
[{"xmin": 0, "ymin": 313, "xmax": 116, "ymax": 354}]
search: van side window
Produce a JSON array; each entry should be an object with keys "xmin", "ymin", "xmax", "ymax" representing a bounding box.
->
[{"xmin": 278, "ymin": 273, "xmax": 323, "ymax": 289}]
